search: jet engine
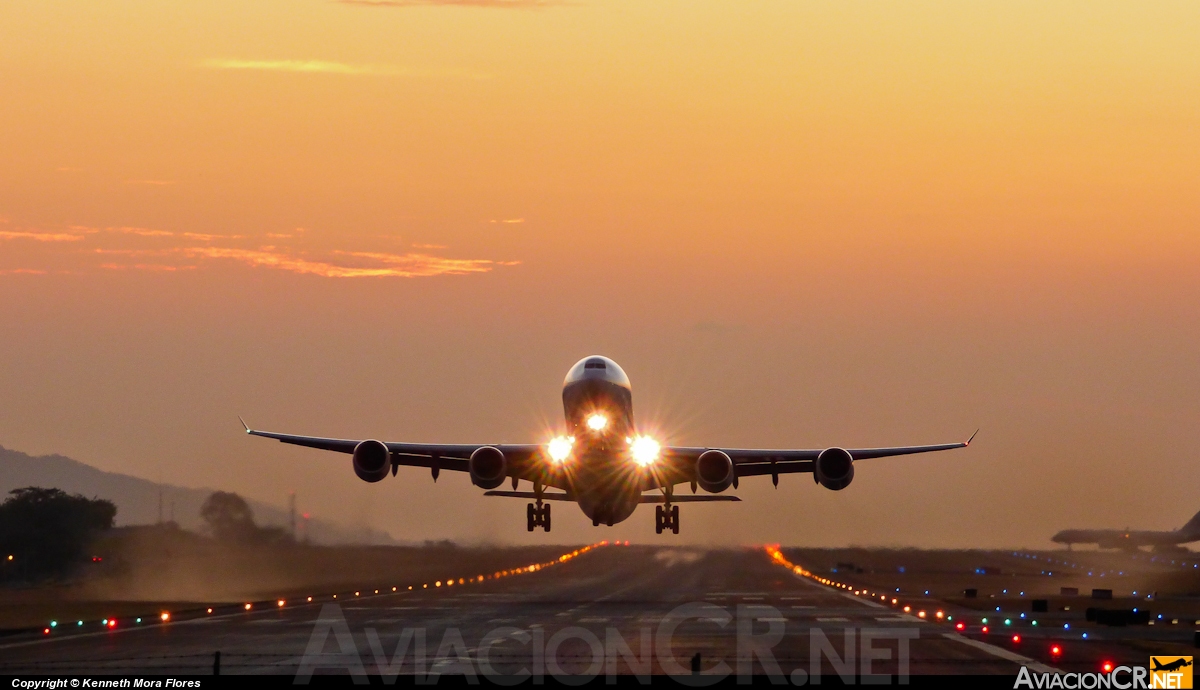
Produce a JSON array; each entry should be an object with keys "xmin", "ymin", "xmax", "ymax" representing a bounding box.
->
[
  {"xmin": 814, "ymin": 447, "xmax": 854, "ymax": 491},
  {"xmin": 353, "ymin": 439, "xmax": 391, "ymax": 483},
  {"xmin": 469, "ymin": 446, "xmax": 507, "ymax": 490},
  {"xmin": 695, "ymin": 450, "xmax": 735, "ymax": 493}
]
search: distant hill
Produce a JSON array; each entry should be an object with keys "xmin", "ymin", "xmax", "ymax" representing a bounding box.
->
[{"xmin": 0, "ymin": 445, "xmax": 395, "ymax": 545}]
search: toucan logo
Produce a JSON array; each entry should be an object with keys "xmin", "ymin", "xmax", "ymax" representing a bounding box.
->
[{"xmin": 1151, "ymin": 656, "xmax": 1193, "ymax": 689}]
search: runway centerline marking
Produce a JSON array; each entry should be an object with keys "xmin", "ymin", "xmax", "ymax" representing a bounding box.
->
[
  {"xmin": 942, "ymin": 633, "xmax": 1058, "ymax": 674},
  {"xmin": 840, "ymin": 592, "xmax": 886, "ymax": 608}
]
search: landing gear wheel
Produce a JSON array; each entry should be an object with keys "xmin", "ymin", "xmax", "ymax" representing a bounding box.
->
[
  {"xmin": 541, "ymin": 503, "xmax": 551, "ymax": 532},
  {"xmin": 671, "ymin": 505, "xmax": 680, "ymax": 535},
  {"xmin": 655, "ymin": 505, "xmax": 664, "ymax": 534},
  {"xmin": 526, "ymin": 503, "xmax": 536, "ymax": 532}
]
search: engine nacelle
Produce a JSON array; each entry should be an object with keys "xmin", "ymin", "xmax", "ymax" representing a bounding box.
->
[
  {"xmin": 814, "ymin": 447, "xmax": 854, "ymax": 491},
  {"xmin": 469, "ymin": 446, "xmax": 507, "ymax": 490},
  {"xmin": 695, "ymin": 450, "xmax": 734, "ymax": 493},
  {"xmin": 353, "ymin": 439, "xmax": 391, "ymax": 483}
]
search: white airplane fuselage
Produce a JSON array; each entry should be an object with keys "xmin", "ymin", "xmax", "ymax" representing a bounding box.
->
[{"xmin": 559, "ymin": 356, "xmax": 645, "ymax": 526}]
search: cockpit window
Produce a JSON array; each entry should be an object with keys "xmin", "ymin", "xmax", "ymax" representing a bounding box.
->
[{"xmin": 584, "ymin": 360, "xmax": 607, "ymax": 370}]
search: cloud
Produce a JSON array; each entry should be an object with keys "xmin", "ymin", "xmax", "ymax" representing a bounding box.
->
[
  {"xmin": 338, "ymin": 0, "xmax": 564, "ymax": 7},
  {"xmin": 201, "ymin": 59, "xmax": 487, "ymax": 79},
  {"xmin": 184, "ymin": 247, "xmax": 507, "ymax": 278},
  {"xmin": 100, "ymin": 263, "xmax": 197, "ymax": 272},
  {"xmin": 1, "ymin": 218, "xmax": 514, "ymax": 279},
  {"xmin": 412, "ymin": 243, "xmax": 448, "ymax": 249},
  {"xmin": 488, "ymin": 218, "xmax": 525, "ymax": 224},
  {"xmin": 70, "ymin": 226, "xmax": 238, "ymax": 241},
  {"xmin": 0, "ymin": 230, "xmax": 86, "ymax": 242},
  {"xmin": 0, "ymin": 269, "xmax": 48, "ymax": 275},
  {"xmin": 92, "ymin": 248, "xmax": 167, "ymax": 256},
  {"xmin": 265, "ymin": 233, "xmax": 294, "ymax": 239},
  {"xmin": 114, "ymin": 226, "xmax": 174, "ymax": 237},
  {"xmin": 335, "ymin": 251, "xmax": 499, "ymax": 276}
]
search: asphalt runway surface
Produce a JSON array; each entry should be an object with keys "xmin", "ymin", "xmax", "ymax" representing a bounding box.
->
[{"xmin": 0, "ymin": 545, "xmax": 1186, "ymax": 679}]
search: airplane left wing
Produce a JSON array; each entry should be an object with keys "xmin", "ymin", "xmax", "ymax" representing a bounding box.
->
[{"xmin": 243, "ymin": 423, "xmax": 542, "ymax": 477}]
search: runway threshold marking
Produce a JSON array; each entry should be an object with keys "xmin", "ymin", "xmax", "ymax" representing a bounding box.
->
[{"xmin": 941, "ymin": 632, "xmax": 1058, "ymax": 674}]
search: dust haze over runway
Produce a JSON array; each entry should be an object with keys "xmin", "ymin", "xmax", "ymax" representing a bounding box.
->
[{"xmin": 0, "ymin": 544, "xmax": 1192, "ymax": 679}]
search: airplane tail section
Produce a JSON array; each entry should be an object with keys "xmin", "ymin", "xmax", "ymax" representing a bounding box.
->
[{"xmin": 1180, "ymin": 509, "xmax": 1200, "ymax": 538}]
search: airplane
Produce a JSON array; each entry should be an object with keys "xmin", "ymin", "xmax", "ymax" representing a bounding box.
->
[
  {"xmin": 1152, "ymin": 658, "xmax": 1193, "ymax": 673},
  {"xmin": 243, "ymin": 356, "xmax": 975, "ymax": 534},
  {"xmin": 1051, "ymin": 510, "xmax": 1200, "ymax": 551}
]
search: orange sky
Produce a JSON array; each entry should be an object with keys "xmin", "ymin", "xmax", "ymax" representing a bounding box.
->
[{"xmin": 2, "ymin": 1, "xmax": 1199, "ymax": 547}]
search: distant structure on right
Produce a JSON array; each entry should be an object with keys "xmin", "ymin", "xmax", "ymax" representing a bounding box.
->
[{"xmin": 1052, "ymin": 509, "xmax": 1200, "ymax": 551}]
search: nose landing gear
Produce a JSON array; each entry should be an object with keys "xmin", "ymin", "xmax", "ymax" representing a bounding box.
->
[
  {"xmin": 527, "ymin": 501, "xmax": 551, "ymax": 532},
  {"xmin": 655, "ymin": 504, "xmax": 679, "ymax": 535}
]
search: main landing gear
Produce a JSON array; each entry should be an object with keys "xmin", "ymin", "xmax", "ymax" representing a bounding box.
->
[
  {"xmin": 655, "ymin": 504, "xmax": 679, "ymax": 535},
  {"xmin": 527, "ymin": 501, "xmax": 551, "ymax": 532}
]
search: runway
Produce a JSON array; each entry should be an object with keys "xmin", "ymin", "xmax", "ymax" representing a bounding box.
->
[{"xmin": 0, "ymin": 544, "xmax": 1185, "ymax": 679}]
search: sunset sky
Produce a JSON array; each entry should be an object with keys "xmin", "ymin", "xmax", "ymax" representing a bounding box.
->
[{"xmin": 2, "ymin": 1, "xmax": 1198, "ymax": 547}]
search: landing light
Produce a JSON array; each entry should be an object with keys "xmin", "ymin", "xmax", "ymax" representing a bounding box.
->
[
  {"xmin": 547, "ymin": 436, "xmax": 574, "ymax": 463},
  {"xmin": 586, "ymin": 414, "xmax": 608, "ymax": 432},
  {"xmin": 631, "ymin": 436, "xmax": 660, "ymax": 466}
]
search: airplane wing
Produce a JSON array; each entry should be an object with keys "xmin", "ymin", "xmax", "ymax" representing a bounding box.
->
[
  {"xmin": 242, "ymin": 423, "xmax": 543, "ymax": 480},
  {"xmin": 244, "ymin": 418, "xmax": 974, "ymax": 492},
  {"xmin": 657, "ymin": 431, "xmax": 976, "ymax": 486}
]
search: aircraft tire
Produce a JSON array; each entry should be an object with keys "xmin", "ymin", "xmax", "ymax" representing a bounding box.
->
[
  {"xmin": 542, "ymin": 504, "xmax": 551, "ymax": 532},
  {"xmin": 527, "ymin": 503, "xmax": 535, "ymax": 532},
  {"xmin": 671, "ymin": 505, "xmax": 680, "ymax": 535}
]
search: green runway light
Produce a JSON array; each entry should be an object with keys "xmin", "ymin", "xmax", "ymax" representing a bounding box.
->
[
  {"xmin": 77, "ymin": 621, "xmax": 83, "ymax": 626},
  {"xmin": 136, "ymin": 618, "xmax": 141, "ymax": 623},
  {"xmin": 1032, "ymin": 621, "xmax": 1038, "ymax": 626},
  {"xmin": 982, "ymin": 618, "xmax": 988, "ymax": 624},
  {"xmin": 1004, "ymin": 618, "xmax": 1012, "ymax": 625},
  {"xmin": 50, "ymin": 621, "xmax": 56, "ymax": 627}
]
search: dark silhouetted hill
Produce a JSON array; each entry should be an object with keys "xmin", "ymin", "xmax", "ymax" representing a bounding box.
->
[{"xmin": 0, "ymin": 445, "xmax": 394, "ymax": 545}]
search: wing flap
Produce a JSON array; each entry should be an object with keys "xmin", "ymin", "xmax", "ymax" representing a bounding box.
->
[
  {"xmin": 639, "ymin": 494, "xmax": 741, "ymax": 503},
  {"xmin": 483, "ymin": 491, "xmax": 575, "ymax": 501}
]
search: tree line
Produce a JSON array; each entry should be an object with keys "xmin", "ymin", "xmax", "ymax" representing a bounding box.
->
[{"xmin": 0, "ymin": 487, "xmax": 290, "ymax": 584}]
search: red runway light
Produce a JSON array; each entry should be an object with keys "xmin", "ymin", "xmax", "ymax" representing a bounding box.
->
[
  {"xmin": 955, "ymin": 622, "xmax": 965, "ymax": 631},
  {"xmin": 43, "ymin": 628, "xmax": 50, "ymax": 635},
  {"xmin": 981, "ymin": 626, "xmax": 989, "ymax": 633},
  {"xmin": 107, "ymin": 620, "xmax": 116, "ymax": 628},
  {"xmin": 1102, "ymin": 662, "xmax": 1114, "ymax": 673},
  {"xmin": 1012, "ymin": 634, "xmax": 1021, "ymax": 643},
  {"xmin": 1051, "ymin": 645, "xmax": 1061, "ymax": 656}
]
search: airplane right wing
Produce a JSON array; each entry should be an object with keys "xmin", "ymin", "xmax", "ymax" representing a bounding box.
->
[{"xmin": 653, "ymin": 431, "xmax": 977, "ymax": 489}]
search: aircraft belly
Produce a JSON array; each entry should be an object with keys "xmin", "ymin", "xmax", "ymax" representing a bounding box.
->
[{"xmin": 569, "ymin": 449, "xmax": 641, "ymax": 525}]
